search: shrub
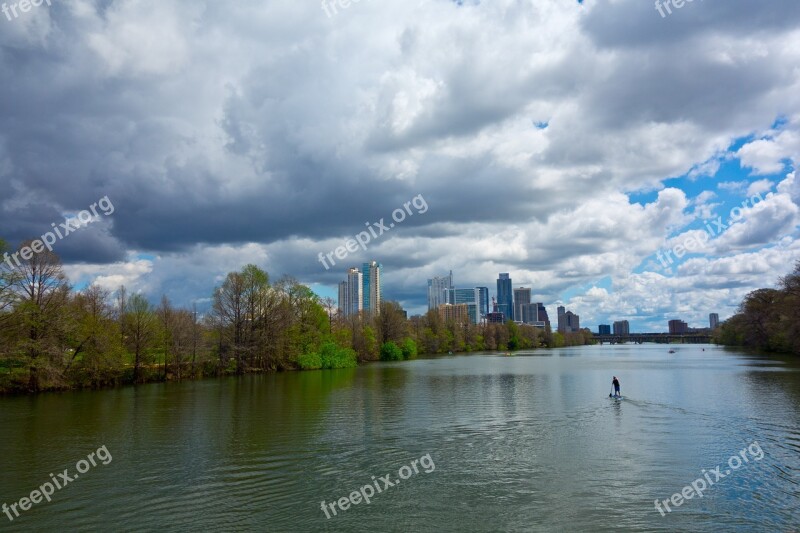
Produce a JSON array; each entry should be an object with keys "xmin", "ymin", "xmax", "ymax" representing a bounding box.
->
[
  {"xmin": 380, "ymin": 341, "xmax": 404, "ymax": 361},
  {"xmin": 400, "ymin": 338, "xmax": 418, "ymax": 359}
]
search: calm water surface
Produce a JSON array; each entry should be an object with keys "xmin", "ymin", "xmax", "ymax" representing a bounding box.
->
[{"xmin": 1, "ymin": 344, "xmax": 799, "ymax": 532}]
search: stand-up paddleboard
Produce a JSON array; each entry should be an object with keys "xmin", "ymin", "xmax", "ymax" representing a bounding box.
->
[{"xmin": 609, "ymin": 395, "xmax": 624, "ymax": 401}]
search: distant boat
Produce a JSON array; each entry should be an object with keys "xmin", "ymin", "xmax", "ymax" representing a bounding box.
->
[{"xmin": 669, "ymin": 349, "xmax": 676, "ymax": 354}]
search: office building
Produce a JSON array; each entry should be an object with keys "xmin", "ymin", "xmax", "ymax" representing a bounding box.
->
[
  {"xmin": 338, "ymin": 267, "xmax": 363, "ymax": 317},
  {"xmin": 438, "ymin": 303, "xmax": 470, "ymax": 324},
  {"xmin": 598, "ymin": 324, "xmax": 611, "ymax": 335},
  {"xmin": 535, "ymin": 303, "xmax": 550, "ymax": 328},
  {"xmin": 497, "ymin": 273, "xmax": 514, "ymax": 321},
  {"xmin": 477, "ymin": 287, "xmax": 489, "ymax": 318},
  {"xmin": 362, "ymin": 261, "xmax": 381, "ymax": 316},
  {"xmin": 613, "ymin": 320, "xmax": 630, "ymax": 336},
  {"xmin": 558, "ymin": 306, "xmax": 581, "ymax": 333},
  {"xmin": 445, "ymin": 288, "xmax": 480, "ymax": 324},
  {"xmin": 669, "ymin": 319, "xmax": 689, "ymax": 334},
  {"xmin": 709, "ymin": 313, "xmax": 720, "ymax": 329},
  {"xmin": 427, "ymin": 271, "xmax": 454, "ymax": 311},
  {"xmin": 514, "ymin": 287, "xmax": 532, "ymax": 323}
]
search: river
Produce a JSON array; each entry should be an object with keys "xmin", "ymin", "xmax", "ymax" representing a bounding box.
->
[{"xmin": 1, "ymin": 344, "xmax": 798, "ymax": 532}]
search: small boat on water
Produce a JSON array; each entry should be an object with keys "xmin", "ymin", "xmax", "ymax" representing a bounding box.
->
[{"xmin": 668, "ymin": 349, "xmax": 676, "ymax": 354}]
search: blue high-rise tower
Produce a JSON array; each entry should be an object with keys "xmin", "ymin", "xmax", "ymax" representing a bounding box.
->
[{"xmin": 496, "ymin": 273, "xmax": 514, "ymax": 321}]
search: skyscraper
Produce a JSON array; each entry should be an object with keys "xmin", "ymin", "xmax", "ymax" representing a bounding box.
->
[
  {"xmin": 497, "ymin": 273, "xmax": 514, "ymax": 321},
  {"xmin": 613, "ymin": 320, "xmax": 630, "ymax": 336},
  {"xmin": 709, "ymin": 313, "xmax": 720, "ymax": 329},
  {"xmin": 362, "ymin": 261, "xmax": 381, "ymax": 316},
  {"xmin": 558, "ymin": 306, "xmax": 580, "ymax": 333},
  {"xmin": 427, "ymin": 271, "xmax": 454, "ymax": 311},
  {"xmin": 476, "ymin": 287, "xmax": 489, "ymax": 318},
  {"xmin": 536, "ymin": 303, "xmax": 550, "ymax": 328},
  {"xmin": 514, "ymin": 287, "xmax": 531, "ymax": 323},
  {"xmin": 598, "ymin": 324, "xmax": 611, "ymax": 335},
  {"xmin": 338, "ymin": 267, "xmax": 363, "ymax": 317},
  {"xmin": 445, "ymin": 288, "xmax": 480, "ymax": 324}
]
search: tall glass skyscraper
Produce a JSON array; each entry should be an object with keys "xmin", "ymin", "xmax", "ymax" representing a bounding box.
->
[
  {"xmin": 427, "ymin": 271, "xmax": 454, "ymax": 310},
  {"xmin": 476, "ymin": 287, "xmax": 489, "ymax": 318},
  {"xmin": 362, "ymin": 261, "xmax": 381, "ymax": 316},
  {"xmin": 497, "ymin": 273, "xmax": 514, "ymax": 321}
]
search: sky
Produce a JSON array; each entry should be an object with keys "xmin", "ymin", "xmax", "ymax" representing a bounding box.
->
[{"xmin": 1, "ymin": 0, "xmax": 799, "ymax": 332}]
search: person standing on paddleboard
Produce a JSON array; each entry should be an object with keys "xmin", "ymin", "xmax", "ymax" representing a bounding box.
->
[{"xmin": 612, "ymin": 376, "xmax": 621, "ymax": 398}]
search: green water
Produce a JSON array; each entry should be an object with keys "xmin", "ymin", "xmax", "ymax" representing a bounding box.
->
[{"xmin": 1, "ymin": 344, "xmax": 798, "ymax": 532}]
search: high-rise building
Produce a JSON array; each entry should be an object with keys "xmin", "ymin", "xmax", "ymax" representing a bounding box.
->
[
  {"xmin": 338, "ymin": 267, "xmax": 363, "ymax": 317},
  {"xmin": 566, "ymin": 311, "xmax": 580, "ymax": 332},
  {"xmin": 514, "ymin": 287, "xmax": 532, "ymax": 323},
  {"xmin": 535, "ymin": 303, "xmax": 550, "ymax": 328},
  {"xmin": 598, "ymin": 324, "xmax": 611, "ymax": 335},
  {"xmin": 427, "ymin": 271, "xmax": 453, "ymax": 311},
  {"xmin": 613, "ymin": 320, "xmax": 630, "ymax": 336},
  {"xmin": 362, "ymin": 261, "xmax": 381, "ymax": 316},
  {"xmin": 497, "ymin": 273, "xmax": 514, "ymax": 321},
  {"xmin": 476, "ymin": 287, "xmax": 489, "ymax": 318},
  {"xmin": 668, "ymin": 319, "xmax": 689, "ymax": 334},
  {"xmin": 558, "ymin": 306, "xmax": 580, "ymax": 333},
  {"xmin": 709, "ymin": 313, "xmax": 720, "ymax": 329},
  {"xmin": 445, "ymin": 288, "xmax": 480, "ymax": 324},
  {"xmin": 438, "ymin": 303, "xmax": 469, "ymax": 324}
]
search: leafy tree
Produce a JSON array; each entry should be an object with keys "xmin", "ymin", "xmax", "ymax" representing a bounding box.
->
[{"xmin": 380, "ymin": 341, "xmax": 404, "ymax": 361}]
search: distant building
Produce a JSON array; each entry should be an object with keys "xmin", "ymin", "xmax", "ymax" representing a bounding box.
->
[
  {"xmin": 445, "ymin": 288, "xmax": 480, "ymax": 324},
  {"xmin": 497, "ymin": 273, "xmax": 514, "ymax": 321},
  {"xmin": 438, "ymin": 303, "xmax": 469, "ymax": 324},
  {"xmin": 486, "ymin": 297, "xmax": 506, "ymax": 324},
  {"xmin": 598, "ymin": 324, "xmax": 611, "ymax": 335},
  {"xmin": 668, "ymin": 319, "xmax": 689, "ymax": 334},
  {"xmin": 514, "ymin": 287, "xmax": 531, "ymax": 323},
  {"xmin": 613, "ymin": 320, "xmax": 630, "ymax": 336},
  {"xmin": 338, "ymin": 267, "xmax": 363, "ymax": 317},
  {"xmin": 427, "ymin": 271, "xmax": 453, "ymax": 311},
  {"xmin": 535, "ymin": 303, "xmax": 550, "ymax": 328},
  {"xmin": 558, "ymin": 306, "xmax": 580, "ymax": 333},
  {"xmin": 362, "ymin": 261, "xmax": 381, "ymax": 316},
  {"xmin": 476, "ymin": 287, "xmax": 489, "ymax": 318},
  {"xmin": 709, "ymin": 313, "xmax": 720, "ymax": 329}
]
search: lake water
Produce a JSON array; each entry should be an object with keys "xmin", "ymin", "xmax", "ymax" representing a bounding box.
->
[{"xmin": 1, "ymin": 344, "xmax": 798, "ymax": 532}]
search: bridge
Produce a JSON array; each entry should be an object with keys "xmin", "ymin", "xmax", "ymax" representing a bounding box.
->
[{"xmin": 595, "ymin": 333, "xmax": 713, "ymax": 345}]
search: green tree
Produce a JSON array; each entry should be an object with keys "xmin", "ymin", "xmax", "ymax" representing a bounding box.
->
[{"xmin": 380, "ymin": 341, "xmax": 404, "ymax": 361}]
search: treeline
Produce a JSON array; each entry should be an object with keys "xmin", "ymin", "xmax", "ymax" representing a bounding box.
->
[
  {"xmin": 715, "ymin": 261, "xmax": 800, "ymax": 355},
  {"xmin": 0, "ymin": 239, "xmax": 593, "ymax": 393}
]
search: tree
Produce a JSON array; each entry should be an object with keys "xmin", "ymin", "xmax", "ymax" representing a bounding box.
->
[
  {"xmin": 125, "ymin": 293, "xmax": 157, "ymax": 383},
  {"xmin": 8, "ymin": 241, "xmax": 70, "ymax": 391}
]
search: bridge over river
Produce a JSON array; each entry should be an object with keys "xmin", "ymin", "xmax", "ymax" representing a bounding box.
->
[{"xmin": 596, "ymin": 333, "xmax": 712, "ymax": 344}]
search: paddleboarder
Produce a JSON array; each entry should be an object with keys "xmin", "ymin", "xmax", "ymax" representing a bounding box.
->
[{"xmin": 612, "ymin": 376, "xmax": 621, "ymax": 398}]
